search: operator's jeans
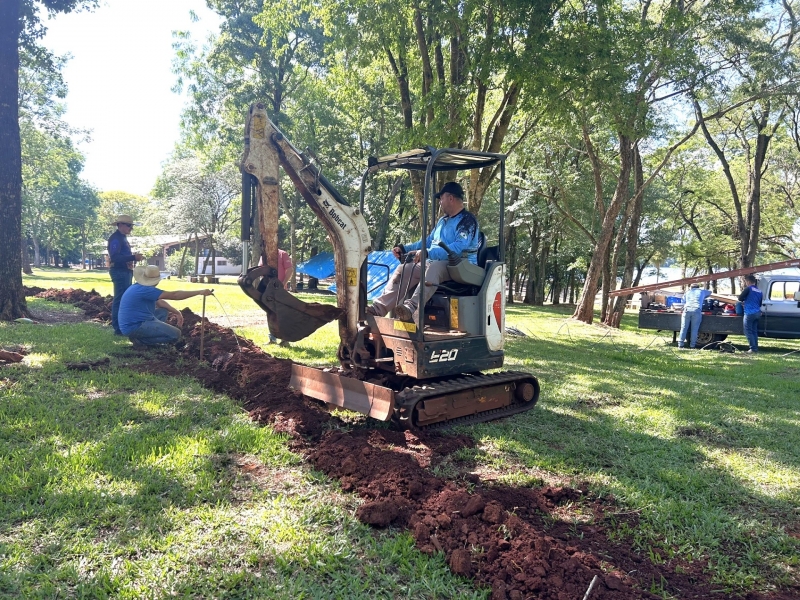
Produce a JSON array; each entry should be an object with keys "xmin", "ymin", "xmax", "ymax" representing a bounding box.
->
[
  {"xmin": 110, "ymin": 268, "xmax": 133, "ymax": 334},
  {"xmin": 128, "ymin": 308, "xmax": 181, "ymax": 346},
  {"xmin": 678, "ymin": 309, "xmax": 702, "ymax": 348},
  {"xmin": 743, "ymin": 313, "xmax": 760, "ymax": 351}
]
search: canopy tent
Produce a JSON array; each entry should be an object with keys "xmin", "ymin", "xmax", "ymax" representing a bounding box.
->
[{"xmin": 296, "ymin": 251, "xmax": 400, "ymax": 300}]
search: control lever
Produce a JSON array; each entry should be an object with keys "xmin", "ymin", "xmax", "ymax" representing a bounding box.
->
[{"xmin": 437, "ymin": 241, "xmax": 461, "ymax": 265}]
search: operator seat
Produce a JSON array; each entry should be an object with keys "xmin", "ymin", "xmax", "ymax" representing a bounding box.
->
[
  {"xmin": 433, "ymin": 231, "xmax": 498, "ymax": 297},
  {"xmin": 476, "ymin": 232, "xmax": 498, "ymax": 268}
]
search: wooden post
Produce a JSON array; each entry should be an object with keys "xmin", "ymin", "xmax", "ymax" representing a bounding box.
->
[{"xmin": 200, "ymin": 295, "xmax": 206, "ymax": 361}]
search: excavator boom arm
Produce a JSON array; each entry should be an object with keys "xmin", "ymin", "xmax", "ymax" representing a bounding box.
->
[{"xmin": 240, "ymin": 103, "xmax": 372, "ymax": 351}]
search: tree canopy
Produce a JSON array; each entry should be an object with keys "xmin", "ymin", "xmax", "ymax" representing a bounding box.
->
[{"xmin": 5, "ymin": 0, "xmax": 800, "ymax": 324}]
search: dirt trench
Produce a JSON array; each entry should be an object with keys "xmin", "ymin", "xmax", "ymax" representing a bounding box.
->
[{"xmin": 25, "ymin": 287, "xmax": 799, "ymax": 600}]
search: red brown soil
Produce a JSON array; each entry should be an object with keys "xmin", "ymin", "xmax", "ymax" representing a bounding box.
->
[
  {"xmin": 27, "ymin": 288, "xmax": 799, "ymax": 600},
  {"xmin": 26, "ymin": 286, "xmax": 112, "ymax": 322}
]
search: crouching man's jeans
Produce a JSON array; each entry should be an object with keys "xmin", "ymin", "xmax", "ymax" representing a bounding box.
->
[{"xmin": 128, "ymin": 308, "xmax": 181, "ymax": 346}]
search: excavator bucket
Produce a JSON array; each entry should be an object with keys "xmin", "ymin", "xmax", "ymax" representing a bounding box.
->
[{"xmin": 238, "ymin": 266, "xmax": 344, "ymax": 342}]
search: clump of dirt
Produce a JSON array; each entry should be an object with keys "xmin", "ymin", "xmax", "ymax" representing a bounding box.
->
[
  {"xmin": 34, "ymin": 289, "xmax": 800, "ymax": 600},
  {"xmin": 31, "ymin": 288, "xmax": 112, "ymax": 322},
  {"xmin": 0, "ymin": 348, "xmax": 26, "ymax": 364}
]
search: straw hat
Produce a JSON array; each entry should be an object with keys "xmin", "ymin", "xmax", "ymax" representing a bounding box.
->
[
  {"xmin": 133, "ymin": 265, "xmax": 161, "ymax": 287},
  {"xmin": 109, "ymin": 214, "xmax": 135, "ymax": 226}
]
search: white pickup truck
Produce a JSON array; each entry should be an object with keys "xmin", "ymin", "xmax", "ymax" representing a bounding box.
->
[{"xmin": 637, "ymin": 273, "xmax": 800, "ymax": 346}]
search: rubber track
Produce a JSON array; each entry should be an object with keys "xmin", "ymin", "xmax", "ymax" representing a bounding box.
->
[{"xmin": 395, "ymin": 370, "xmax": 539, "ymax": 430}]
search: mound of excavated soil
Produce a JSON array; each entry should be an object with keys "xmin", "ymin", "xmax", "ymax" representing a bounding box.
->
[
  {"xmin": 28, "ymin": 287, "xmax": 112, "ymax": 322},
  {"xmin": 31, "ymin": 288, "xmax": 799, "ymax": 600}
]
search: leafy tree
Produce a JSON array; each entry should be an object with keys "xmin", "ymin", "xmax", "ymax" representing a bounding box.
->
[
  {"xmin": 554, "ymin": 0, "xmax": 794, "ymax": 324},
  {"xmin": 318, "ymin": 0, "xmax": 562, "ymax": 213},
  {"xmin": 0, "ymin": 0, "xmax": 98, "ymax": 319},
  {"xmin": 173, "ymin": 0, "xmax": 326, "ymax": 163},
  {"xmin": 21, "ymin": 122, "xmax": 88, "ymax": 265},
  {"xmin": 152, "ymin": 156, "xmax": 240, "ymax": 278}
]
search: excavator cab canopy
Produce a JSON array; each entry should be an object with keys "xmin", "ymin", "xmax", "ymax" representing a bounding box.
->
[
  {"xmin": 366, "ymin": 147, "xmax": 504, "ymax": 174},
  {"xmin": 360, "ymin": 147, "xmax": 507, "ymax": 266}
]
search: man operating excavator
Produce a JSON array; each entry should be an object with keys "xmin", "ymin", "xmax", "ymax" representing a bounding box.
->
[{"xmin": 366, "ymin": 181, "xmax": 481, "ymax": 322}]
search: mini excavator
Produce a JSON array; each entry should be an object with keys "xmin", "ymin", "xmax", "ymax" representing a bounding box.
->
[{"xmin": 238, "ymin": 103, "xmax": 539, "ymax": 428}]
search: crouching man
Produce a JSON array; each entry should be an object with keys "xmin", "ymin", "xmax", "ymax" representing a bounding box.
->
[{"xmin": 119, "ymin": 265, "xmax": 213, "ymax": 347}]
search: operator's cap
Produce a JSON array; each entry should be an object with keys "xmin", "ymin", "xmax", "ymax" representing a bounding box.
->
[
  {"xmin": 435, "ymin": 181, "xmax": 464, "ymax": 199},
  {"xmin": 690, "ymin": 283, "xmax": 701, "ymax": 288}
]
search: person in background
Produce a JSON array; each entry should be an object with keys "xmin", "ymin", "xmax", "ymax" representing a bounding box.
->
[
  {"xmin": 366, "ymin": 181, "xmax": 480, "ymax": 322},
  {"xmin": 678, "ymin": 283, "xmax": 712, "ymax": 349},
  {"xmin": 107, "ymin": 215, "xmax": 143, "ymax": 335},
  {"xmin": 739, "ymin": 274, "xmax": 763, "ymax": 353},
  {"xmin": 259, "ymin": 249, "xmax": 293, "ymax": 345},
  {"xmin": 119, "ymin": 265, "xmax": 213, "ymax": 348}
]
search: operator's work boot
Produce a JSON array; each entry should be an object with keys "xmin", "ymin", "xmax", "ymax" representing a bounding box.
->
[{"xmin": 393, "ymin": 303, "xmax": 414, "ymax": 323}]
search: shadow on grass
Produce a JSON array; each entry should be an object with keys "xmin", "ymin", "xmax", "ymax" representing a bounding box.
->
[{"xmin": 464, "ymin": 332, "xmax": 799, "ymax": 584}]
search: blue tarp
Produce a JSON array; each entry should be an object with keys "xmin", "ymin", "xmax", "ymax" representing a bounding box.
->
[
  {"xmin": 296, "ymin": 250, "xmax": 400, "ymax": 300},
  {"xmin": 296, "ymin": 252, "xmax": 336, "ymax": 279}
]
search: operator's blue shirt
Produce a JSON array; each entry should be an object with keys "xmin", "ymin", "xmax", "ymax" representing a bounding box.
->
[
  {"xmin": 404, "ymin": 209, "xmax": 481, "ymax": 263},
  {"xmin": 118, "ymin": 284, "xmax": 163, "ymax": 334},
  {"xmin": 683, "ymin": 287, "xmax": 711, "ymax": 312}
]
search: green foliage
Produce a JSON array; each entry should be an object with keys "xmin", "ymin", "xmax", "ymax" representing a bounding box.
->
[
  {"xmin": 151, "ymin": 155, "xmax": 240, "ymax": 269},
  {"xmin": 165, "ymin": 251, "xmax": 195, "ymax": 276},
  {"xmin": 165, "ymin": 0, "xmax": 800, "ymax": 315}
]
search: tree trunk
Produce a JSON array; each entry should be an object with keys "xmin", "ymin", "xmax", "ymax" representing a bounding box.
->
[
  {"xmin": 572, "ymin": 133, "xmax": 634, "ymax": 324},
  {"xmin": 524, "ymin": 220, "xmax": 541, "ymax": 304},
  {"xmin": 21, "ymin": 234, "xmax": 31, "ymax": 275},
  {"xmin": 178, "ymin": 234, "xmax": 191, "ymax": 277},
  {"xmin": 373, "ymin": 176, "xmax": 403, "ymax": 250},
  {"xmin": 535, "ymin": 239, "xmax": 550, "ymax": 305},
  {"xmin": 0, "ymin": 0, "xmax": 27, "ymax": 318},
  {"xmin": 194, "ymin": 233, "xmax": 201, "ymax": 275},
  {"xmin": 506, "ymin": 227, "xmax": 517, "ymax": 304},
  {"xmin": 210, "ymin": 236, "xmax": 216, "ymax": 279},
  {"xmin": 744, "ymin": 124, "xmax": 771, "ymax": 267},
  {"xmin": 551, "ymin": 235, "xmax": 560, "ymax": 305},
  {"xmin": 566, "ymin": 270, "xmax": 575, "ymax": 304},
  {"xmin": 605, "ymin": 145, "xmax": 644, "ymax": 328},
  {"xmin": 694, "ymin": 100, "xmax": 770, "ymax": 269}
]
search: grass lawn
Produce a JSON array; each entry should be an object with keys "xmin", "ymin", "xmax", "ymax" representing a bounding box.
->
[{"xmin": 3, "ymin": 266, "xmax": 799, "ymax": 597}]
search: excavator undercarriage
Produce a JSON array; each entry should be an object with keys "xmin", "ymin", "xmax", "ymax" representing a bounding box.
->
[{"xmin": 239, "ymin": 102, "xmax": 539, "ymax": 428}]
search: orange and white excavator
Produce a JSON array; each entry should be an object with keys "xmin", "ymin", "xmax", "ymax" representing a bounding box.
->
[{"xmin": 238, "ymin": 103, "xmax": 539, "ymax": 428}]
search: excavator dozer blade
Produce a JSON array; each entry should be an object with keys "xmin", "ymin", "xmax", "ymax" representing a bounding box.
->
[
  {"xmin": 289, "ymin": 364, "xmax": 395, "ymax": 421},
  {"xmin": 239, "ymin": 268, "xmax": 344, "ymax": 342}
]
